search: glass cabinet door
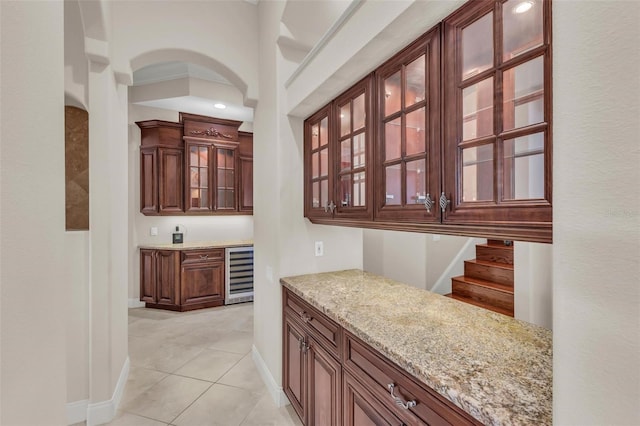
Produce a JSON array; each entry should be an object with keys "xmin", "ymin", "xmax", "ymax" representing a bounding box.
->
[
  {"xmin": 186, "ymin": 143, "xmax": 211, "ymax": 212},
  {"xmin": 443, "ymin": 0, "xmax": 551, "ymax": 227},
  {"xmin": 333, "ymin": 76, "xmax": 373, "ymax": 220},
  {"xmin": 215, "ymin": 147, "xmax": 236, "ymax": 210},
  {"xmin": 304, "ymin": 105, "xmax": 333, "ymax": 219},
  {"xmin": 375, "ymin": 28, "xmax": 440, "ymax": 222}
]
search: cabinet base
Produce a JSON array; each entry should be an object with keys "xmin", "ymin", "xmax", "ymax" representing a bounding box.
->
[{"xmin": 144, "ymin": 299, "xmax": 224, "ymax": 312}]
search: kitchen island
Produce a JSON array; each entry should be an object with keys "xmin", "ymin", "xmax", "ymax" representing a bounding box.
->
[{"xmin": 280, "ymin": 269, "xmax": 551, "ymax": 426}]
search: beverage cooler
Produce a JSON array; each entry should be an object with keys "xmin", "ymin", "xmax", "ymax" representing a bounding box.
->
[{"xmin": 225, "ymin": 246, "xmax": 254, "ymax": 304}]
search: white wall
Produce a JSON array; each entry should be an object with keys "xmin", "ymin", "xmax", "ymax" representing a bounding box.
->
[
  {"xmin": 514, "ymin": 242, "xmax": 552, "ymax": 329},
  {"xmin": 127, "ymin": 104, "xmax": 254, "ymax": 301},
  {"xmin": 253, "ymin": 0, "xmax": 363, "ymax": 405},
  {"xmin": 553, "ymin": 1, "xmax": 640, "ymax": 424},
  {"xmin": 0, "ymin": 1, "xmax": 68, "ymax": 423}
]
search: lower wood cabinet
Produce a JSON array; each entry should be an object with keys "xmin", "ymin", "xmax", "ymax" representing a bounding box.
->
[
  {"xmin": 282, "ymin": 287, "xmax": 481, "ymax": 426},
  {"xmin": 140, "ymin": 248, "xmax": 224, "ymax": 311}
]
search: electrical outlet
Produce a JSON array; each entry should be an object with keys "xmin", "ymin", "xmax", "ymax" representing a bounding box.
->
[
  {"xmin": 432, "ymin": 234, "xmax": 440, "ymax": 241},
  {"xmin": 150, "ymin": 227, "xmax": 158, "ymax": 236},
  {"xmin": 315, "ymin": 241, "xmax": 324, "ymax": 257}
]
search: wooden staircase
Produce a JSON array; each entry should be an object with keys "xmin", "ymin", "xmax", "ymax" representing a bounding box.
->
[{"xmin": 446, "ymin": 239, "xmax": 514, "ymax": 317}]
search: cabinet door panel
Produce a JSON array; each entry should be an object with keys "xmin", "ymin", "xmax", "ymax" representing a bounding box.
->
[
  {"xmin": 180, "ymin": 261, "xmax": 224, "ymax": 306},
  {"xmin": 304, "ymin": 106, "xmax": 333, "ymax": 219},
  {"xmin": 185, "ymin": 142, "xmax": 213, "ymax": 213},
  {"xmin": 284, "ymin": 316, "xmax": 307, "ymax": 423},
  {"xmin": 140, "ymin": 147, "xmax": 158, "ymax": 214},
  {"xmin": 307, "ymin": 336, "xmax": 341, "ymax": 426},
  {"xmin": 239, "ymin": 157, "xmax": 253, "ymax": 212},
  {"xmin": 343, "ymin": 372, "xmax": 402, "ymax": 426},
  {"xmin": 140, "ymin": 250, "xmax": 156, "ymax": 303},
  {"xmin": 158, "ymin": 148, "xmax": 184, "ymax": 213},
  {"xmin": 156, "ymin": 251, "xmax": 179, "ymax": 306}
]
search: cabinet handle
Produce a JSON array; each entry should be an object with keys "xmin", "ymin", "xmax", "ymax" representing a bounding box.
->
[
  {"xmin": 324, "ymin": 200, "xmax": 336, "ymax": 214},
  {"xmin": 439, "ymin": 192, "xmax": 451, "ymax": 213},
  {"xmin": 199, "ymin": 254, "xmax": 209, "ymax": 260},
  {"xmin": 298, "ymin": 311, "xmax": 312, "ymax": 323},
  {"xmin": 387, "ymin": 383, "xmax": 417, "ymax": 410},
  {"xmin": 423, "ymin": 193, "xmax": 434, "ymax": 212}
]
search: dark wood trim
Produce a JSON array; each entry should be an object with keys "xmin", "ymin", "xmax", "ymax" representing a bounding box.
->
[{"xmin": 179, "ymin": 112, "xmax": 243, "ymax": 129}]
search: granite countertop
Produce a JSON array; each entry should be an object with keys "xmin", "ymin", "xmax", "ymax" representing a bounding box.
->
[
  {"xmin": 280, "ymin": 269, "xmax": 552, "ymax": 426},
  {"xmin": 139, "ymin": 240, "xmax": 253, "ymax": 250}
]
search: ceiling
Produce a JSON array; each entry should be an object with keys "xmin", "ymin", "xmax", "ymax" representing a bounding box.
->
[{"xmin": 129, "ymin": 1, "xmax": 351, "ymax": 124}]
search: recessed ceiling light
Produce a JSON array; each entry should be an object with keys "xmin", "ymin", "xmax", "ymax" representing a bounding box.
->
[
  {"xmin": 214, "ymin": 103, "xmax": 226, "ymax": 109},
  {"xmin": 513, "ymin": 1, "xmax": 533, "ymax": 14}
]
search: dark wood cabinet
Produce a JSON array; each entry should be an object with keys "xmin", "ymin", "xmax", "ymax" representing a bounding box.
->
[
  {"xmin": 282, "ymin": 287, "xmax": 481, "ymax": 426},
  {"xmin": 304, "ymin": 76, "xmax": 374, "ymax": 222},
  {"xmin": 136, "ymin": 113, "xmax": 253, "ymax": 216},
  {"xmin": 140, "ymin": 247, "xmax": 225, "ymax": 311},
  {"xmin": 302, "ymin": 0, "xmax": 552, "ymax": 243},
  {"xmin": 140, "ymin": 249, "xmax": 180, "ymax": 309}
]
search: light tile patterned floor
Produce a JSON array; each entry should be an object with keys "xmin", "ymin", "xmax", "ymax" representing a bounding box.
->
[{"xmin": 104, "ymin": 303, "xmax": 302, "ymax": 426}]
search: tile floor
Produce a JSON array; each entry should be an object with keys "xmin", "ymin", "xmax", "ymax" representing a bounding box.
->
[{"xmin": 104, "ymin": 303, "xmax": 302, "ymax": 426}]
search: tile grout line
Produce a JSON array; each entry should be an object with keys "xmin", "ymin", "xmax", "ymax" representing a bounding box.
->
[{"xmin": 168, "ymin": 381, "xmax": 215, "ymax": 425}]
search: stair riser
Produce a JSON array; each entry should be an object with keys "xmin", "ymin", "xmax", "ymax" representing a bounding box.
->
[
  {"xmin": 476, "ymin": 246, "xmax": 513, "ymax": 265},
  {"xmin": 464, "ymin": 261, "xmax": 513, "ymax": 286},
  {"xmin": 452, "ymin": 280, "xmax": 514, "ymax": 313}
]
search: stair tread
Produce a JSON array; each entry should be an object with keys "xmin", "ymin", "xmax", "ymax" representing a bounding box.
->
[
  {"xmin": 466, "ymin": 258, "xmax": 514, "ymax": 270},
  {"xmin": 444, "ymin": 293, "xmax": 514, "ymax": 317},
  {"xmin": 486, "ymin": 239, "xmax": 514, "ymax": 248},
  {"xmin": 477, "ymin": 243, "xmax": 514, "ymax": 251},
  {"xmin": 452, "ymin": 275, "xmax": 514, "ymax": 293}
]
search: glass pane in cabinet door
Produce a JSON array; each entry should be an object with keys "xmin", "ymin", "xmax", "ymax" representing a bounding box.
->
[
  {"xmin": 226, "ymin": 170, "xmax": 234, "ymax": 188},
  {"xmin": 190, "ymin": 167, "xmax": 199, "ymax": 187},
  {"xmin": 406, "ymin": 159, "xmax": 426, "ymax": 204},
  {"xmin": 190, "ymin": 147, "xmax": 198, "ymax": 165},
  {"xmin": 217, "ymin": 189, "xmax": 225, "ymax": 208},
  {"xmin": 353, "ymin": 172, "xmax": 365, "ymax": 207},
  {"xmin": 503, "ymin": 132, "xmax": 544, "ymax": 200},
  {"xmin": 217, "ymin": 169, "xmax": 226, "ymax": 187},
  {"xmin": 405, "ymin": 55, "xmax": 426, "ymax": 108},
  {"xmin": 201, "ymin": 189, "xmax": 208, "ymax": 206},
  {"xmin": 191, "ymin": 189, "xmax": 200, "ymax": 208},
  {"xmin": 462, "ymin": 77, "xmax": 494, "ymax": 140},
  {"xmin": 320, "ymin": 148, "xmax": 328, "ymax": 177},
  {"xmin": 312, "ymin": 182, "xmax": 320, "ymax": 208},
  {"xmin": 340, "ymin": 175, "xmax": 352, "ymax": 207},
  {"xmin": 340, "ymin": 103, "xmax": 351, "ymax": 137},
  {"xmin": 503, "ymin": 56, "xmax": 544, "ymax": 131},
  {"xmin": 406, "ymin": 107, "xmax": 426, "ymax": 156},
  {"xmin": 384, "ymin": 71, "xmax": 401, "ymax": 116},
  {"xmin": 341, "ymin": 139, "xmax": 351, "ymax": 172},
  {"xmin": 462, "ymin": 12, "xmax": 494, "ymax": 80},
  {"xmin": 311, "ymin": 152, "xmax": 319, "ymax": 178},
  {"xmin": 462, "ymin": 144, "xmax": 494, "ymax": 202},
  {"xmin": 353, "ymin": 133, "xmax": 365, "ymax": 168},
  {"xmin": 353, "ymin": 94, "xmax": 365, "ymax": 132},
  {"xmin": 199, "ymin": 146, "xmax": 208, "ymax": 165},
  {"xmin": 320, "ymin": 179, "xmax": 328, "ymax": 209},
  {"xmin": 226, "ymin": 190, "xmax": 235, "ymax": 208},
  {"xmin": 385, "ymin": 164, "xmax": 401, "ymax": 205},
  {"xmin": 320, "ymin": 118, "xmax": 328, "ymax": 147},
  {"xmin": 199, "ymin": 168, "xmax": 208, "ymax": 188},
  {"xmin": 385, "ymin": 118, "xmax": 401, "ymax": 161},
  {"xmin": 503, "ymin": 0, "xmax": 543, "ymax": 61},
  {"xmin": 311, "ymin": 124, "xmax": 320, "ymax": 150}
]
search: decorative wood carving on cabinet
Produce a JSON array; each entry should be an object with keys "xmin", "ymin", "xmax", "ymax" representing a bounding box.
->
[
  {"xmin": 139, "ymin": 248, "xmax": 225, "ymax": 311},
  {"xmin": 302, "ymin": 0, "xmax": 552, "ymax": 243},
  {"xmin": 136, "ymin": 113, "xmax": 253, "ymax": 216},
  {"xmin": 282, "ymin": 287, "xmax": 481, "ymax": 426}
]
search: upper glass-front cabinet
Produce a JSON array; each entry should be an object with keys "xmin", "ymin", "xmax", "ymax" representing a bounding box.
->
[
  {"xmin": 304, "ymin": 105, "xmax": 333, "ymax": 219},
  {"xmin": 375, "ymin": 28, "xmax": 441, "ymax": 222},
  {"xmin": 443, "ymin": 0, "xmax": 551, "ymax": 226}
]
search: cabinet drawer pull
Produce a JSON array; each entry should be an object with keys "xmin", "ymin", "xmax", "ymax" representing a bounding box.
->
[
  {"xmin": 298, "ymin": 311, "xmax": 312, "ymax": 323},
  {"xmin": 199, "ymin": 254, "xmax": 209, "ymax": 260},
  {"xmin": 387, "ymin": 383, "xmax": 417, "ymax": 410}
]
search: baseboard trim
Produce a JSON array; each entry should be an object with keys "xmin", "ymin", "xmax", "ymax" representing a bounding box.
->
[
  {"xmin": 251, "ymin": 345, "xmax": 289, "ymax": 407},
  {"xmin": 68, "ymin": 356, "xmax": 130, "ymax": 425},
  {"xmin": 66, "ymin": 399, "xmax": 89, "ymax": 425},
  {"xmin": 128, "ymin": 298, "xmax": 145, "ymax": 308}
]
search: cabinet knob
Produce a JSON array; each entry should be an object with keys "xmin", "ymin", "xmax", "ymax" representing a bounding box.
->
[
  {"xmin": 200, "ymin": 254, "xmax": 209, "ymax": 260},
  {"xmin": 298, "ymin": 311, "xmax": 312, "ymax": 323},
  {"xmin": 324, "ymin": 200, "xmax": 336, "ymax": 214},
  {"xmin": 439, "ymin": 192, "xmax": 451, "ymax": 213},
  {"xmin": 423, "ymin": 193, "xmax": 434, "ymax": 212},
  {"xmin": 387, "ymin": 383, "xmax": 417, "ymax": 410}
]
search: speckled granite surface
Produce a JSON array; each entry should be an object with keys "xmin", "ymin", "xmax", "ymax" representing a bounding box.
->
[
  {"xmin": 139, "ymin": 240, "xmax": 253, "ymax": 250},
  {"xmin": 280, "ymin": 269, "xmax": 552, "ymax": 426}
]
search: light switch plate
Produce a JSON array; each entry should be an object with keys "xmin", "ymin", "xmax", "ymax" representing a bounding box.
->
[
  {"xmin": 315, "ymin": 241, "xmax": 324, "ymax": 257},
  {"xmin": 150, "ymin": 227, "xmax": 158, "ymax": 236}
]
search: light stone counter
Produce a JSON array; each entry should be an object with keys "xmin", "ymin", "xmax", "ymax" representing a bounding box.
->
[
  {"xmin": 280, "ymin": 269, "xmax": 552, "ymax": 426},
  {"xmin": 139, "ymin": 240, "xmax": 253, "ymax": 250}
]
